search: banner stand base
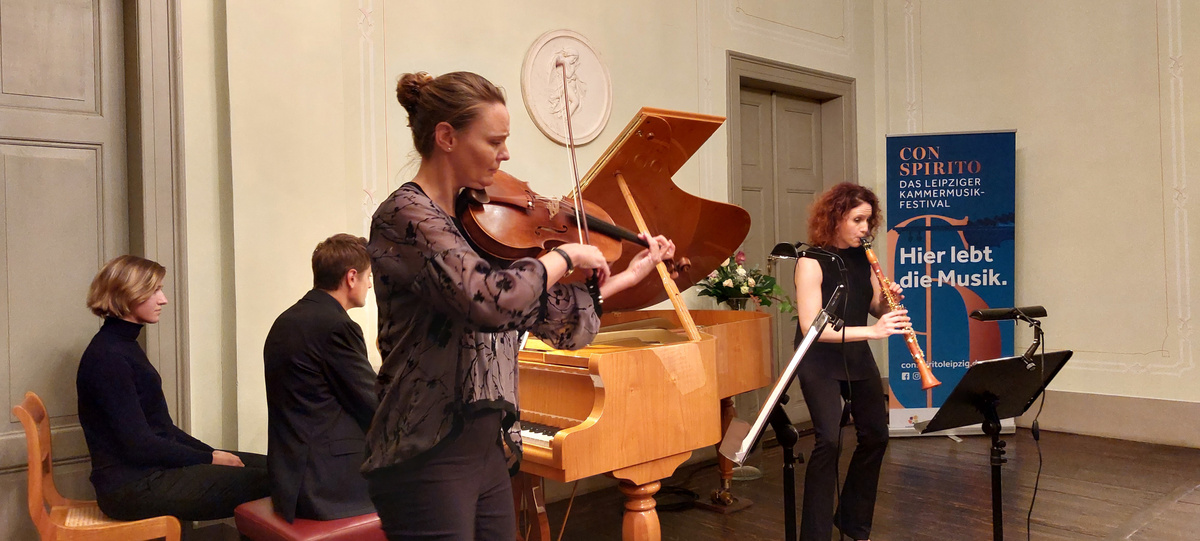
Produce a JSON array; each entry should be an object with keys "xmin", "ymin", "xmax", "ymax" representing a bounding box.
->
[{"xmin": 888, "ymin": 419, "xmax": 1014, "ymax": 438}]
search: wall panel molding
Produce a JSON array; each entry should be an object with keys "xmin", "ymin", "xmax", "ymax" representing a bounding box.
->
[
  {"xmin": 1068, "ymin": 0, "xmax": 1192, "ymax": 377},
  {"xmin": 0, "ymin": 0, "xmax": 102, "ymax": 114},
  {"xmin": 724, "ymin": 0, "xmax": 853, "ymax": 56},
  {"xmin": 356, "ymin": 0, "xmax": 381, "ymax": 237}
]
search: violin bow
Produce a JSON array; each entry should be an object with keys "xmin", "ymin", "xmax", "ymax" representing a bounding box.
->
[{"xmin": 556, "ymin": 57, "xmax": 603, "ymax": 307}]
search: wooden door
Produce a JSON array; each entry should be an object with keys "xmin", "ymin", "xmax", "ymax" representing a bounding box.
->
[
  {"xmin": 0, "ymin": 1, "xmax": 128, "ymax": 532},
  {"xmin": 736, "ymin": 88, "xmax": 824, "ymax": 422}
]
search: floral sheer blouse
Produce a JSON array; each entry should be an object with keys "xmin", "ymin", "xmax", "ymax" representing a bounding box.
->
[{"xmin": 362, "ymin": 182, "xmax": 599, "ymax": 474}]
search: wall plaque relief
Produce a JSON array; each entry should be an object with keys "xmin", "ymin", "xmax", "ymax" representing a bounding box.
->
[{"xmin": 521, "ymin": 30, "xmax": 612, "ymax": 146}]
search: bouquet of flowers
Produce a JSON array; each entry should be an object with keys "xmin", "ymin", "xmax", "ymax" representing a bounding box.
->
[{"xmin": 697, "ymin": 251, "xmax": 794, "ymax": 311}]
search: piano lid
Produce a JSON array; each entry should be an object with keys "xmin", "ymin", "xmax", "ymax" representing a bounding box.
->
[{"xmin": 577, "ymin": 108, "xmax": 751, "ymax": 312}]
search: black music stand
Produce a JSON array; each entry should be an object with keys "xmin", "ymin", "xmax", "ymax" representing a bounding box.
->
[
  {"xmin": 718, "ymin": 242, "xmax": 846, "ymax": 541},
  {"xmin": 920, "ymin": 350, "xmax": 1073, "ymax": 541}
]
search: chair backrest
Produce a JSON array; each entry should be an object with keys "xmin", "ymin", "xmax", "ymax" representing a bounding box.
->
[{"xmin": 13, "ymin": 391, "xmax": 66, "ymax": 540}]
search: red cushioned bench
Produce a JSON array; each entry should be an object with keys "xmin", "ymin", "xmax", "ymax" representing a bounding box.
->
[{"xmin": 234, "ymin": 497, "xmax": 386, "ymax": 541}]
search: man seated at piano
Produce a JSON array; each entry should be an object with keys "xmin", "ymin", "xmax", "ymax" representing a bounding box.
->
[
  {"xmin": 362, "ymin": 70, "xmax": 675, "ymax": 540},
  {"xmin": 262, "ymin": 234, "xmax": 379, "ymax": 522}
]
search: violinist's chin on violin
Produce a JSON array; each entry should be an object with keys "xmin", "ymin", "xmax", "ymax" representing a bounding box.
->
[{"xmin": 451, "ymin": 60, "xmax": 686, "ymax": 309}]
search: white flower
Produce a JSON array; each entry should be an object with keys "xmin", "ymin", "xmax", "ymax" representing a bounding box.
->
[
  {"xmin": 748, "ymin": 278, "xmax": 756, "ymax": 287},
  {"xmin": 723, "ymin": 279, "xmax": 734, "ymax": 288},
  {"xmin": 708, "ymin": 270, "xmax": 718, "ymax": 279},
  {"xmin": 740, "ymin": 285, "xmax": 750, "ymax": 294},
  {"xmin": 736, "ymin": 266, "xmax": 747, "ymax": 276}
]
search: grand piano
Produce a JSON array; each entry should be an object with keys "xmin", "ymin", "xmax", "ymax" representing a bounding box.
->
[{"xmin": 513, "ymin": 109, "xmax": 774, "ymax": 541}]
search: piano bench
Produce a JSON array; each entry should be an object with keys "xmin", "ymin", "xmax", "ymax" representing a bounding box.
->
[{"xmin": 234, "ymin": 497, "xmax": 386, "ymax": 541}]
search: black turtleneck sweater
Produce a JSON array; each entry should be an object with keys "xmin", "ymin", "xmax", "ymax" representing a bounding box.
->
[{"xmin": 76, "ymin": 317, "xmax": 214, "ymax": 495}]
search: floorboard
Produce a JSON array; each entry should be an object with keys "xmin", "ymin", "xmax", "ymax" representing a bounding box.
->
[{"xmin": 537, "ymin": 429, "xmax": 1200, "ymax": 540}]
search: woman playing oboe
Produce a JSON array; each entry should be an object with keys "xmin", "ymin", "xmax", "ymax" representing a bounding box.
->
[{"xmin": 793, "ymin": 183, "xmax": 909, "ymax": 541}]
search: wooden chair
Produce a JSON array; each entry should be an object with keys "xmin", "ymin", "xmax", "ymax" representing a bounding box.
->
[{"xmin": 13, "ymin": 391, "xmax": 181, "ymax": 541}]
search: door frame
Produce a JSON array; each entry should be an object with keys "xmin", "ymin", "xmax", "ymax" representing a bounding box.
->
[
  {"xmin": 125, "ymin": 0, "xmax": 190, "ymax": 427},
  {"xmin": 726, "ymin": 51, "xmax": 857, "ymax": 203},
  {"xmin": 0, "ymin": 0, "xmax": 188, "ymax": 481},
  {"xmin": 725, "ymin": 51, "xmax": 858, "ymax": 422}
]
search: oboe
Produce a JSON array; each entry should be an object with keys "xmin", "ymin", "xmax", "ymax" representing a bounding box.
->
[{"xmin": 861, "ymin": 237, "xmax": 941, "ymax": 390}]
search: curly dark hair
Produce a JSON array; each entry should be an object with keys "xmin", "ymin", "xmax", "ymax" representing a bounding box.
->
[
  {"xmin": 807, "ymin": 182, "xmax": 881, "ymax": 247},
  {"xmin": 395, "ymin": 71, "xmax": 506, "ymax": 159}
]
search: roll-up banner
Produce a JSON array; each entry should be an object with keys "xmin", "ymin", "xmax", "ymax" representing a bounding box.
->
[{"xmin": 885, "ymin": 131, "xmax": 1016, "ymax": 437}]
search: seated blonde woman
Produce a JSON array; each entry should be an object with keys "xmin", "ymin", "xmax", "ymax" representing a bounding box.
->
[{"xmin": 76, "ymin": 255, "xmax": 269, "ymax": 521}]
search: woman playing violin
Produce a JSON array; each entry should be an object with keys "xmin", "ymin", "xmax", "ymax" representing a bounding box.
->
[{"xmin": 363, "ymin": 71, "xmax": 674, "ymax": 540}]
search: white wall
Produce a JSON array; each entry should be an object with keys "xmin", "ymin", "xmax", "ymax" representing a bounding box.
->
[
  {"xmin": 379, "ymin": 1, "xmax": 706, "ymax": 198},
  {"xmin": 180, "ymin": 0, "xmax": 238, "ymax": 449},
  {"xmin": 182, "ymin": 0, "xmax": 385, "ymax": 450},
  {"xmin": 177, "ymin": 0, "xmax": 1200, "ymax": 453},
  {"xmin": 883, "ymin": 0, "xmax": 1200, "ymax": 406},
  {"xmin": 179, "ymin": 0, "xmax": 880, "ymax": 452}
]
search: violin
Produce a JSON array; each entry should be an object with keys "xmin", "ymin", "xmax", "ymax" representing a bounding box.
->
[
  {"xmin": 455, "ymin": 61, "xmax": 717, "ymax": 313},
  {"xmin": 456, "ymin": 170, "xmax": 690, "ymax": 273}
]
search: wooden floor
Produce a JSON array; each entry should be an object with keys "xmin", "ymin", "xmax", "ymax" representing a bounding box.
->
[{"xmin": 538, "ymin": 429, "xmax": 1200, "ymax": 540}]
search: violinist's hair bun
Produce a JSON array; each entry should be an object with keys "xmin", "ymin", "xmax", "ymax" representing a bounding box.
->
[
  {"xmin": 394, "ymin": 71, "xmax": 505, "ymax": 159},
  {"xmin": 396, "ymin": 72, "xmax": 434, "ymax": 117}
]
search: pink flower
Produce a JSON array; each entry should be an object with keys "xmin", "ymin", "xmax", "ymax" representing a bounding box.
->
[{"xmin": 735, "ymin": 251, "xmax": 746, "ymax": 265}]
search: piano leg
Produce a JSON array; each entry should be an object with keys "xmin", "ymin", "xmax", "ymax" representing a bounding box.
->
[
  {"xmin": 619, "ymin": 480, "xmax": 662, "ymax": 541},
  {"xmin": 512, "ymin": 472, "xmax": 550, "ymax": 541},
  {"xmin": 715, "ymin": 397, "xmax": 737, "ymax": 504},
  {"xmin": 611, "ymin": 452, "xmax": 692, "ymax": 541},
  {"xmin": 695, "ymin": 397, "xmax": 754, "ymax": 513}
]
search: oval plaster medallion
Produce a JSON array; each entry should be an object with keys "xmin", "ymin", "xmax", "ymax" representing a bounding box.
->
[{"xmin": 521, "ymin": 30, "xmax": 612, "ymax": 146}]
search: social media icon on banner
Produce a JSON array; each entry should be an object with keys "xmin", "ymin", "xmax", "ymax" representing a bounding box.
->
[{"xmin": 901, "ymin": 373, "xmax": 910, "ymax": 381}]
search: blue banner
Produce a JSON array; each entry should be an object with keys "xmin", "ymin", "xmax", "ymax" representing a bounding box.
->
[{"xmin": 885, "ymin": 131, "xmax": 1015, "ymax": 433}]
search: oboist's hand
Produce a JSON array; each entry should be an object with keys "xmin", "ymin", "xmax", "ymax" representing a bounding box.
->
[
  {"xmin": 871, "ymin": 309, "xmax": 910, "ymax": 340},
  {"xmin": 880, "ymin": 280, "xmax": 904, "ymax": 305},
  {"xmin": 212, "ymin": 450, "xmax": 245, "ymax": 467}
]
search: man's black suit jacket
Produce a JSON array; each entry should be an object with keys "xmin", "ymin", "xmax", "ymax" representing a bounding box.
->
[{"xmin": 263, "ymin": 289, "xmax": 379, "ymax": 522}]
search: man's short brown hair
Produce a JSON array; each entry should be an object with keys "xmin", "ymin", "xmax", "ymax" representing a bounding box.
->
[
  {"xmin": 313, "ymin": 234, "xmax": 370, "ymax": 291},
  {"xmin": 86, "ymin": 255, "xmax": 166, "ymax": 319}
]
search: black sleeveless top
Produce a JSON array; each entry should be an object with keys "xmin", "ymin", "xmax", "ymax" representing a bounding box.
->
[{"xmin": 792, "ymin": 246, "xmax": 880, "ymax": 381}]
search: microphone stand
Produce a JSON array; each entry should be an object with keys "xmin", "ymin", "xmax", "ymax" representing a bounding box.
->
[
  {"xmin": 976, "ymin": 312, "xmax": 1042, "ymax": 541},
  {"xmin": 949, "ymin": 306, "xmax": 1054, "ymax": 541},
  {"xmin": 719, "ymin": 277, "xmax": 844, "ymax": 541},
  {"xmin": 1020, "ymin": 315, "xmax": 1043, "ymax": 371}
]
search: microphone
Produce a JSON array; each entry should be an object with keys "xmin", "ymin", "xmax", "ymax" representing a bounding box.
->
[{"xmin": 969, "ymin": 305, "xmax": 1048, "ymax": 322}]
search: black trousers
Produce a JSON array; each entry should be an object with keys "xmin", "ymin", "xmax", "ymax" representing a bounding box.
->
[
  {"xmin": 367, "ymin": 412, "xmax": 514, "ymax": 541},
  {"xmin": 798, "ymin": 371, "xmax": 889, "ymax": 541},
  {"xmin": 97, "ymin": 450, "xmax": 270, "ymax": 521}
]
